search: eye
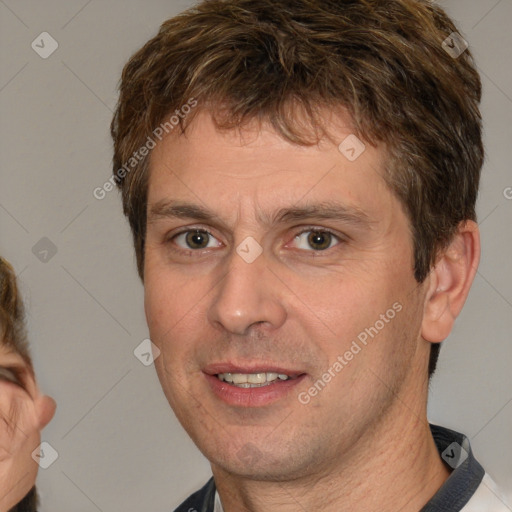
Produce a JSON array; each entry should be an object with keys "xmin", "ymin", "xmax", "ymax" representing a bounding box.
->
[
  {"xmin": 171, "ymin": 229, "xmax": 222, "ymax": 251},
  {"xmin": 168, "ymin": 227, "xmax": 344, "ymax": 255},
  {"xmin": 0, "ymin": 366, "xmax": 25, "ymax": 389},
  {"xmin": 291, "ymin": 229, "xmax": 341, "ymax": 251}
]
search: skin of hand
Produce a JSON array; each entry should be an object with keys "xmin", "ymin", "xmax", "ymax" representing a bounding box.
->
[{"xmin": 0, "ymin": 346, "xmax": 56, "ymax": 511}]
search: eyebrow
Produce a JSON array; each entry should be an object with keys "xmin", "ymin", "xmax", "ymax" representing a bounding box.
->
[{"xmin": 148, "ymin": 199, "xmax": 374, "ymax": 230}]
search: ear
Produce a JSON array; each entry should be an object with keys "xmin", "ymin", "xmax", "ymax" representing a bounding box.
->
[{"xmin": 421, "ymin": 220, "xmax": 480, "ymax": 343}]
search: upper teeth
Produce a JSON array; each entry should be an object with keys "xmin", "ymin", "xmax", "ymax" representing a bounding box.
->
[{"xmin": 218, "ymin": 372, "xmax": 290, "ymax": 387}]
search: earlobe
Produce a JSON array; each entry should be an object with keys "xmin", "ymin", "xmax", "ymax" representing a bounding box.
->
[{"xmin": 421, "ymin": 221, "xmax": 480, "ymax": 343}]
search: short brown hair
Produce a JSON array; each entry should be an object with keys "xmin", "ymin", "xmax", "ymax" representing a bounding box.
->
[
  {"xmin": 111, "ymin": 0, "xmax": 483, "ymax": 377},
  {"xmin": 0, "ymin": 257, "xmax": 32, "ymax": 368}
]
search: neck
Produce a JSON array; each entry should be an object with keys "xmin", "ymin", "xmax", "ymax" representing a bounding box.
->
[{"xmin": 212, "ymin": 384, "xmax": 451, "ymax": 512}]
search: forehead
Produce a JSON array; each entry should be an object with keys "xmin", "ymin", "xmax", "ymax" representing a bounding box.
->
[{"xmin": 147, "ymin": 109, "xmax": 395, "ymax": 224}]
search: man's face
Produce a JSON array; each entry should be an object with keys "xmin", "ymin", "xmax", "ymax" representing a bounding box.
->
[{"xmin": 144, "ymin": 110, "xmax": 429, "ymax": 480}]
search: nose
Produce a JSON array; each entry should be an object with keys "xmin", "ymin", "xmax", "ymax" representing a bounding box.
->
[
  {"xmin": 207, "ymin": 245, "xmax": 287, "ymax": 336},
  {"xmin": 35, "ymin": 394, "xmax": 57, "ymax": 429}
]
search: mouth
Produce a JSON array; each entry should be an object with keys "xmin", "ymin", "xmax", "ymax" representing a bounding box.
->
[
  {"xmin": 203, "ymin": 363, "xmax": 306, "ymax": 406},
  {"xmin": 216, "ymin": 371, "xmax": 298, "ymax": 388}
]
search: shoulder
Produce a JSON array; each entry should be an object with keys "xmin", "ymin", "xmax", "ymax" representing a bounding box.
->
[
  {"xmin": 423, "ymin": 423, "xmax": 511, "ymax": 512},
  {"xmin": 460, "ymin": 473, "xmax": 512, "ymax": 512},
  {"xmin": 173, "ymin": 477, "xmax": 216, "ymax": 512}
]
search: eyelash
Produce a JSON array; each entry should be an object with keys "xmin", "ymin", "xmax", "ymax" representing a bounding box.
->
[{"xmin": 167, "ymin": 226, "xmax": 345, "ymax": 256}]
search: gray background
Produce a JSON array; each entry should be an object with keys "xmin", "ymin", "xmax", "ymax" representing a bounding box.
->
[{"xmin": 0, "ymin": 0, "xmax": 511, "ymax": 510}]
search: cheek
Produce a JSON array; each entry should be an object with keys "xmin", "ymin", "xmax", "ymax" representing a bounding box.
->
[
  {"xmin": 0, "ymin": 389, "xmax": 40, "ymax": 459},
  {"xmin": 144, "ymin": 270, "xmax": 203, "ymax": 381},
  {"xmin": 315, "ymin": 276, "xmax": 385, "ymax": 338},
  {"xmin": 143, "ymin": 265, "xmax": 178, "ymax": 338},
  {"xmin": 144, "ymin": 255, "xmax": 201, "ymax": 327},
  {"xmin": 315, "ymin": 275, "xmax": 418, "ymax": 378}
]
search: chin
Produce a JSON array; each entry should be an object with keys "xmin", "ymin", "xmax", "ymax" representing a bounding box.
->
[{"xmin": 205, "ymin": 437, "xmax": 314, "ymax": 482}]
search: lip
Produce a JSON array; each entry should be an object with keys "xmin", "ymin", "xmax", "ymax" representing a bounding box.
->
[{"xmin": 203, "ymin": 362, "xmax": 306, "ymax": 407}]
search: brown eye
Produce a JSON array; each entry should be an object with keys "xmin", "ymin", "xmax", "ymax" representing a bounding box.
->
[
  {"xmin": 307, "ymin": 231, "xmax": 332, "ymax": 250},
  {"xmin": 185, "ymin": 230, "xmax": 210, "ymax": 249},
  {"xmin": 293, "ymin": 229, "xmax": 340, "ymax": 251},
  {"xmin": 171, "ymin": 229, "xmax": 222, "ymax": 252}
]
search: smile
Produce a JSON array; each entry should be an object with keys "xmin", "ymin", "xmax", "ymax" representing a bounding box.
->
[{"xmin": 217, "ymin": 372, "xmax": 292, "ymax": 388}]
